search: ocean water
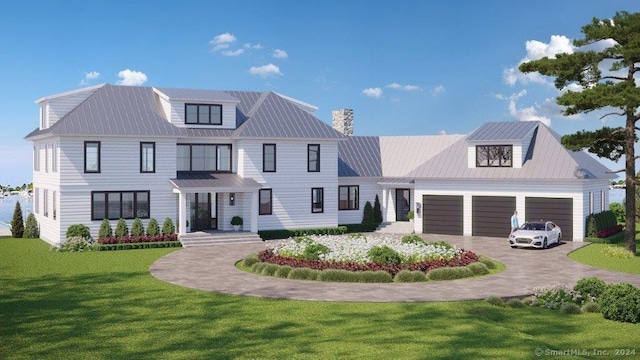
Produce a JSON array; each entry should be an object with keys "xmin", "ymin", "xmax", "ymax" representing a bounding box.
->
[
  {"xmin": 609, "ymin": 188, "xmax": 625, "ymax": 204},
  {"xmin": 0, "ymin": 195, "xmax": 33, "ymax": 229}
]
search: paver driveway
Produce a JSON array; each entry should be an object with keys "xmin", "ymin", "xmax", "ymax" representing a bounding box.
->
[{"xmin": 149, "ymin": 234, "xmax": 640, "ymax": 302}]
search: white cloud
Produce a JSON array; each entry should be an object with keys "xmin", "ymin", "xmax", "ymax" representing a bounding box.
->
[
  {"xmin": 249, "ymin": 63, "xmax": 283, "ymax": 78},
  {"xmin": 222, "ymin": 48, "xmax": 244, "ymax": 56},
  {"xmin": 362, "ymin": 87, "xmax": 383, "ymax": 99},
  {"xmin": 430, "ymin": 85, "xmax": 445, "ymax": 95},
  {"xmin": 385, "ymin": 83, "xmax": 401, "ymax": 89},
  {"xmin": 438, "ymin": 130, "xmax": 447, "ymax": 135},
  {"xmin": 210, "ymin": 32, "xmax": 237, "ymax": 52},
  {"xmin": 385, "ymin": 82, "xmax": 422, "ymax": 91},
  {"xmin": 116, "ymin": 69, "xmax": 147, "ymax": 86},
  {"xmin": 80, "ymin": 71, "xmax": 100, "ymax": 85},
  {"xmin": 506, "ymin": 90, "xmax": 551, "ymax": 126},
  {"xmin": 504, "ymin": 35, "xmax": 575, "ymax": 86},
  {"xmin": 243, "ymin": 43, "xmax": 263, "ymax": 49},
  {"xmin": 273, "ymin": 49, "xmax": 288, "ymax": 59}
]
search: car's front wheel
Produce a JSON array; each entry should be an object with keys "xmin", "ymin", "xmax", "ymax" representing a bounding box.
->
[
  {"xmin": 543, "ymin": 238, "xmax": 548, "ymax": 249},
  {"xmin": 557, "ymin": 234, "xmax": 562, "ymax": 245}
]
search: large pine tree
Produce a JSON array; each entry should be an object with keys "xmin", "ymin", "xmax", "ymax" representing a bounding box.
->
[{"xmin": 10, "ymin": 202, "xmax": 24, "ymax": 238}]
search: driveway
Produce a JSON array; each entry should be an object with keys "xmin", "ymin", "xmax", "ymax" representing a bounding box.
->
[{"xmin": 149, "ymin": 234, "xmax": 640, "ymax": 302}]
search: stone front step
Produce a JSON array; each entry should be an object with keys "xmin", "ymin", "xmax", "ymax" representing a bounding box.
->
[
  {"xmin": 179, "ymin": 231, "xmax": 263, "ymax": 247},
  {"xmin": 375, "ymin": 221, "xmax": 415, "ymax": 234}
]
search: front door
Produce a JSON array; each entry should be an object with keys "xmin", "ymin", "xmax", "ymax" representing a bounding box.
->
[
  {"xmin": 396, "ymin": 189, "xmax": 411, "ymax": 221},
  {"xmin": 190, "ymin": 192, "xmax": 218, "ymax": 231}
]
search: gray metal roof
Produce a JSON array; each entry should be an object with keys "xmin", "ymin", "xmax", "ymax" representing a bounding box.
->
[
  {"xmin": 155, "ymin": 87, "xmax": 239, "ymax": 102},
  {"xmin": 467, "ymin": 121, "xmax": 539, "ymax": 142},
  {"xmin": 170, "ymin": 172, "xmax": 262, "ymax": 190},
  {"xmin": 406, "ymin": 124, "xmax": 615, "ymax": 180},
  {"xmin": 379, "ymin": 135, "xmax": 465, "ymax": 177},
  {"xmin": 338, "ymin": 136, "xmax": 382, "ymax": 177}
]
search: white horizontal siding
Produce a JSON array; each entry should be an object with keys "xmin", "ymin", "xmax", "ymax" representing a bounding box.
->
[
  {"xmin": 337, "ymin": 179, "xmax": 380, "ymax": 225},
  {"xmin": 512, "ymin": 143, "xmax": 523, "ymax": 168},
  {"xmin": 45, "ymin": 88, "xmax": 100, "ymax": 128}
]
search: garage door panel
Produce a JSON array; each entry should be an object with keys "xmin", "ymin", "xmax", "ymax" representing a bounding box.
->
[
  {"xmin": 423, "ymin": 195, "xmax": 463, "ymax": 235},
  {"xmin": 472, "ymin": 196, "xmax": 516, "ymax": 237},
  {"xmin": 525, "ymin": 197, "xmax": 573, "ymax": 240}
]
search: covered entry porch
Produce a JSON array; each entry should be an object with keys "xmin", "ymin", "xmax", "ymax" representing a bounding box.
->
[{"xmin": 170, "ymin": 173, "xmax": 262, "ymax": 236}]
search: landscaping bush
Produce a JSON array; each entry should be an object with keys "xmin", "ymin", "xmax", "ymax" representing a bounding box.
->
[
  {"xmin": 303, "ymin": 242, "xmax": 330, "ymax": 260},
  {"xmin": 401, "ymin": 235, "xmax": 423, "ymax": 245},
  {"xmin": 261, "ymin": 264, "xmax": 279, "ymax": 276},
  {"xmin": 341, "ymin": 223, "xmax": 377, "ymax": 233},
  {"xmin": 586, "ymin": 210, "xmax": 618, "ymax": 237},
  {"xmin": 532, "ymin": 284, "xmax": 583, "ymax": 309},
  {"xmin": 560, "ymin": 303, "xmax": 582, "ymax": 315},
  {"xmin": 467, "ymin": 262, "xmax": 490, "ymax": 276},
  {"xmin": 318, "ymin": 269, "xmax": 360, "ymax": 282},
  {"xmin": 94, "ymin": 241, "xmax": 181, "ymax": 251},
  {"xmin": 359, "ymin": 270, "xmax": 393, "ymax": 283},
  {"xmin": 373, "ymin": 195, "xmax": 383, "ymax": 225},
  {"xmin": 242, "ymin": 254, "xmax": 259, "ymax": 267},
  {"xmin": 581, "ymin": 301, "xmax": 600, "ymax": 313},
  {"xmin": 10, "ymin": 202, "xmax": 24, "ymax": 238},
  {"xmin": 274, "ymin": 265, "xmax": 292, "ymax": 278},
  {"xmin": 601, "ymin": 246, "xmax": 634, "ymax": 259},
  {"xmin": 130, "ymin": 218, "xmax": 144, "ymax": 237},
  {"xmin": 98, "ymin": 219, "xmax": 112, "ymax": 239},
  {"xmin": 506, "ymin": 298, "xmax": 525, "ymax": 308},
  {"xmin": 584, "ymin": 230, "xmax": 626, "ymax": 244},
  {"xmin": 521, "ymin": 297, "xmax": 534, "ymax": 306},
  {"xmin": 162, "ymin": 217, "xmax": 175, "ymax": 235},
  {"xmin": 23, "ymin": 213, "xmax": 39, "ymax": 238},
  {"xmin": 66, "ymin": 224, "xmax": 90, "ymax": 240},
  {"xmin": 146, "ymin": 218, "xmax": 160, "ymax": 236},
  {"xmin": 598, "ymin": 283, "xmax": 640, "ymax": 323},
  {"xmin": 485, "ymin": 296, "xmax": 505, "ymax": 307},
  {"xmin": 427, "ymin": 266, "xmax": 473, "ymax": 281},
  {"xmin": 251, "ymin": 262, "xmax": 267, "ymax": 274},
  {"xmin": 287, "ymin": 268, "xmax": 319, "ymax": 281},
  {"xmin": 477, "ymin": 255, "xmax": 498, "ymax": 269},
  {"xmin": 609, "ymin": 202, "xmax": 625, "ymax": 223},
  {"xmin": 428, "ymin": 241, "xmax": 453, "ymax": 250},
  {"xmin": 258, "ymin": 227, "xmax": 347, "ymax": 240},
  {"xmin": 367, "ymin": 245, "xmax": 402, "ymax": 265},
  {"xmin": 115, "ymin": 218, "xmax": 129, "ymax": 238},
  {"xmin": 56, "ymin": 237, "xmax": 94, "ymax": 252},
  {"xmin": 394, "ymin": 270, "xmax": 426, "ymax": 283},
  {"xmin": 596, "ymin": 225, "xmax": 624, "ymax": 238},
  {"xmin": 348, "ymin": 233, "xmax": 366, "ymax": 240},
  {"xmin": 362, "ymin": 201, "xmax": 376, "ymax": 227},
  {"xmin": 574, "ymin": 277, "xmax": 607, "ymax": 300}
]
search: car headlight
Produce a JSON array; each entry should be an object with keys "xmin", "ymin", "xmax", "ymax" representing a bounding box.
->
[
  {"xmin": 533, "ymin": 235, "xmax": 543, "ymax": 240},
  {"xmin": 509, "ymin": 234, "xmax": 515, "ymax": 239}
]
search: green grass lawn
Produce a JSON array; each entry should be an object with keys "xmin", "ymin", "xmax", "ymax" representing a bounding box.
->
[
  {"xmin": 2, "ymin": 238, "xmax": 639, "ymax": 360},
  {"xmin": 569, "ymin": 228, "xmax": 640, "ymax": 274}
]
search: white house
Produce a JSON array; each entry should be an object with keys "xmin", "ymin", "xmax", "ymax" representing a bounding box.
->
[{"xmin": 25, "ymin": 84, "xmax": 613, "ymax": 245}]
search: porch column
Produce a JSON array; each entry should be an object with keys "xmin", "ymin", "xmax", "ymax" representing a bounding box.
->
[
  {"xmin": 250, "ymin": 190, "xmax": 258, "ymax": 233},
  {"xmin": 382, "ymin": 187, "xmax": 388, "ymax": 222},
  {"xmin": 178, "ymin": 191, "xmax": 187, "ymax": 236}
]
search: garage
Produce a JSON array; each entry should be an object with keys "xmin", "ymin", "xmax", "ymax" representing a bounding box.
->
[
  {"xmin": 525, "ymin": 197, "xmax": 573, "ymax": 240},
  {"xmin": 422, "ymin": 195, "xmax": 463, "ymax": 235},
  {"xmin": 472, "ymin": 196, "xmax": 516, "ymax": 237}
]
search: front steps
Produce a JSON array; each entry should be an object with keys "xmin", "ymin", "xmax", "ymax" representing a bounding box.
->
[
  {"xmin": 179, "ymin": 231, "xmax": 262, "ymax": 247},
  {"xmin": 375, "ymin": 221, "xmax": 415, "ymax": 234}
]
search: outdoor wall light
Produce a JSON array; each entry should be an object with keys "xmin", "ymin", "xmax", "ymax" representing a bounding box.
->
[{"xmin": 229, "ymin": 193, "xmax": 235, "ymax": 206}]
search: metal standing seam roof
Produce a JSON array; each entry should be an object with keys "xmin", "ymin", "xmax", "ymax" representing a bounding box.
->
[
  {"xmin": 170, "ymin": 172, "xmax": 262, "ymax": 189},
  {"xmin": 338, "ymin": 136, "xmax": 382, "ymax": 177},
  {"xmin": 154, "ymin": 87, "xmax": 239, "ymax": 103},
  {"xmin": 467, "ymin": 121, "xmax": 539, "ymax": 142},
  {"xmin": 379, "ymin": 134, "xmax": 465, "ymax": 177}
]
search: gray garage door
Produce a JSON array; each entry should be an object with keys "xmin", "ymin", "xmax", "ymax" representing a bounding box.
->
[
  {"xmin": 525, "ymin": 197, "xmax": 573, "ymax": 240},
  {"xmin": 472, "ymin": 196, "xmax": 516, "ymax": 237},
  {"xmin": 422, "ymin": 195, "xmax": 463, "ymax": 235}
]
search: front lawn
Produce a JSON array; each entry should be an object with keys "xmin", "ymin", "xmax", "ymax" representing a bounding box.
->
[
  {"xmin": 1, "ymin": 237, "xmax": 639, "ymax": 359},
  {"xmin": 569, "ymin": 243, "xmax": 640, "ymax": 274}
]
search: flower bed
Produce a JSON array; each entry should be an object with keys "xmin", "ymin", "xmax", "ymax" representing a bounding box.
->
[
  {"xmin": 596, "ymin": 225, "xmax": 624, "ymax": 238},
  {"xmin": 98, "ymin": 233, "xmax": 178, "ymax": 244},
  {"xmin": 258, "ymin": 234, "xmax": 479, "ymax": 276}
]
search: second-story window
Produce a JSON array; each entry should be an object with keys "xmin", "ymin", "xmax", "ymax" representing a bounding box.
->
[
  {"xmin": 185, "ymin": 104, "xmax": 222, "ymax": 125},
  {"xmin": 177, "ymin": 144, "xmax": 232, "ymax": 172},
  {"xmin": 84, "ymin": 141, "xmax": 101, "ymax": 173},
  {"xmin": 34, "ymin": 146, "xmax": 39, "ymax": 171},
  {"xmin": 140, "ymin": 142, "xmax": 155, "ymax": 173},
  {"xmin": 476, "ymin": 145, "xmax": 512, "ymax": 167},
  {"xmin": 263, "ymin": 144, "xmax": 276, "ymax": 172},
  {"xmin": 308, "ymin": 144, "xmax": 320, "ymax": 172}
]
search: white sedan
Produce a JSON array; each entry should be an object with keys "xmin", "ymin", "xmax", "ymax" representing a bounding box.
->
[{"xmin": 508, "ymin": 221, "xmax": 562, "ymax": 249}]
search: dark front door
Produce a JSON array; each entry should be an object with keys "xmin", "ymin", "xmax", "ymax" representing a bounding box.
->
[
  {"xmin": 396, "ymin": 189, "xmax": 411, "ymax": 221},
  {"xmin": 190, "ymin": 192, "xmax": 218, "ymax": 231}
]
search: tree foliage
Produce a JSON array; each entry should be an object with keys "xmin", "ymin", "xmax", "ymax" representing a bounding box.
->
[
  {"xmin": 10, "ymin": 202, "xmax": 24, "ymax": 238},
  {"xmin": 24, "ymin": 213, "xmax": 39, "ymax": 239},
  {"xmin": 519, "ymin": 11, "xmax": 640, "ymax": 254}
]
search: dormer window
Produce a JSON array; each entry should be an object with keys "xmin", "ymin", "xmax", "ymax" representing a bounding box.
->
[
  {"xmin": 476, "ymin": 145, "xmax": 512, "ymax": 167},
  {"xmin": 185, "ymin": 104, "xmax": 222, "ymax": 125}
]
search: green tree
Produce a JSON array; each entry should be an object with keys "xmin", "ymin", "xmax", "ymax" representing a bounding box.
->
[
  {"xmin": 130, "ymin": 218, "xmax": 144, "ymax": 237},
  {"xmin": 10, "ymin": 202, "xmax": 24, "ymax": 238},
  {"xmin": 362, "ymin": 201, "xmax": 375, "ymax": 227},
  {"xmin": 373, "ymin": 195, "xmax": 383, "ymax": 225},
  {"xmin": 98, "ymin": 219, "xmax": 112, "ymax": 239},
  {"xmin": 24, "ymin": 213, "xmax": 39, "ymax": 238},
  {"xmin": 520, "ymin": 11, "xmax": 640, "ymax": 254},
  {"xmin": 146, "ymin": 218, "xmax": 160, "ymax": 236},
  {"xmin": 162, "ymin": 217, "xmax": 175, "ymax": 235},
  {"xmin": 115, "ymin": 218, "xmax": 129, "ymax": 238}
]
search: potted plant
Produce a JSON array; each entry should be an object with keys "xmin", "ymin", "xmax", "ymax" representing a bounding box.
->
[
  {"xmin": 231, "ymin": 216, "xmax": 243, "ymax": 231},
  {"xmin": 407, "ymin": 210, "xmax": 415, "ymax": 223}
]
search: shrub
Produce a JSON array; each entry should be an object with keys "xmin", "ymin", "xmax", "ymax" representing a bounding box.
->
[
  {"xmin": 581, "ymin": 301, "xmax": 600, "ymax": 313},
  {"xmin": 287, "ymin": 268, "xmax": 319, "ymax": 281},
  {"xmin": 130, "ymin": 218, "xmax": 144, "ymax": 237},
  {"xmin": 586, "ymin": 215, "xmax": 598, "ymax": 238},
  {"xmin": 146, "ymin": 218, "xmax": 160, "ymax": 236},
  {"xmin": 348, "ymin": 233, "xmax": 366, "ymax": 240},
  {"xmin": 521, "ymin": 297, "xmax": 534, "ymax": 306},
  {"xmin": 367, "ymin": 245, "xmax": 402, "ymax": 265},
  {"xmin": 428, "ymin": 241, "xmax": 453, "ymax": 250},
  {"xmin": 532, "ymin": 284, "xmax": 583, "ymax": 309},
  {"xmin": 56, "ymin": 237, "xmax": 94, "ymax": 252},
  {"xmin": 93, "ymin": 241, "xmax": 181, "ymax": 251},
  {"xmin": 231, "ymin": 216, "xmax": 243, "ymax": 226},
  {"xmin": 477, "ymin": 255, "xmax": 498, "ymax": 269},
  {"xmin": 598, "ymin": 283, "xmax": 640, "ymax": 323},
  {"xmin": 242, "ymin": 254, "xmax": 259, "ymax": 267},
  {"xmin": 98, "ymin": 219, "xmax": 112, "ymax": 239},
  {"xmin": 401, "ymin": 235, "xmax": 423, "ymax": 245},
  {"xmin": 23, "ymin": 213, "xmax": 39, "ymax": 238},
  {"xmin": 318, "ymin": 269, "xmax": 360, "ymax": 282},
  {"xmin": 274, "ymin": 266, "xmax": 292, "ymax": 278},
  {"xmin": 10, "ymin": 202, "xmax": 24, "ymax": 238},
  {"xmin": 467, "ymin": 262, "xmax": 490, "ymax": 276},
  {"xmin": 66, "ymin": 224, "xmax": 91, "ymax": 240},
  {"xmin": 162, "ymin": 217, "xmax": 176, "ymax": 235},
  {"xmin": 251, "ymin": 262, "xmax": 267, "ymax": 274},
  {"xmin": 261, "ymin": 264, "xmax": 279, "ymax": 276},
  {"xmin": 258, "ymin": 227, "xmax": 347, "ymax": 240},
  {"xmin": 596, "ymin": 225, "xmax": 624, "ymax": 238},
  {"xmin": 560, "ymin": 303, "xmax": 582, "ymax": 315},
  {"xmin": 362, "ymin": 201, "xmax": 375, "ymax": 226},
  {"xmin": 341, "ymin": 223, "xmax": 377, "ymax": 233},
  {"xmin": 586, "ymin": 210, "xmax": 619, "ymax": 237},
  {"xmin": 359, "ymin": 270, "xmax": 393, "ymax": 283},
  {"xmin": 609, "ymin": 202, "xmax": 625, "ymax": 223},
  {"xmin": 602, "ymin": 246, "xmax": 634, "ymax": 259},
  {"xmin": 427, "ymin": 266, "xmax": 473, "ymax": 281},
  {"xmin": 373, "ymin": 195, "xmax": 383, "ymax": 225},
  {"xmin": 115, "ymin": 219, "xmax": 129, "ymax": 238},
  {"xmin": 394, "ymin": 270, "xmax": 426, "ymax": 283},
  {"xmin": 574, "ymin": 277, "xmax": 607, "ymax": 300},
  {"xmin": 506, "ymin": 298, "xmax": 525, "ymax": 308},
  {"xmin": 485, "ymin": 296, "xmax": 505, "ymax": 307},
  {"xmin": 303, "ymin": 242, "xmax": 330, "ymax": 260}
]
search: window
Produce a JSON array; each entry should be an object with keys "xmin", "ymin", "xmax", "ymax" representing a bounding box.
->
[
  {"xmin": 84, "ymin": 141, "xmax": 101, "ymax": 173},
  {"xmin": 33, "ymin": 146, "xmax": 39, "ymax": 171},
  {"xmin": 91, "ymin": 191, "xmax": 150, "ymax": 220},
  {"xmin": 259, "ymin": 189, "xmax": 272, "ymax": 215},
  {"xmin": 339, "ymin": 185, "xmax": 359, "ymax": 210},
  {"xmin": 263, "ymin": 144, "xmax": 276, "ymax": 172},
  {"xmin": 176, "ymin": 144, "xmax": 232, "ymax": 172},
  {"xmin": 589, "ymin": 191, "xmax": 594, "ymax": 214},
  {"xmin": 34, "ymin": 188, "xmax": 39, "ymax": 214},
  {"xmin": 601, "ymin": 189, "xmax": 606, "ymax": 212},
  {"xmin": 185, "ymin": 104, "xmax": 222, "ymax": 125},
  {"xmin": 476, "ymin": 145, "xmax": 512, "ymax": 167},
  {"xmin": 308, "ymin": 144, "xmax": 320, "ymax": 172},
  {"xmin": 52, "ymin": 143, "xmax": 57, "ymax": 172},
  {"xmin": 140, "ymin": 142, "xmax": 155, "ymax": 173},
  {"xmin": 43, "ymin": 189, "xmax": 49, "ymax": 217},
  {"xmin": 45, "ymin": 144, "xmax": 49, "ymax": 173},
  {"xmin": 53, "ymin": 191, "xmax": 57, "ymax": 220},
  {"xmin": 312, "ymin": 188, "xmax": 324, "ymax": 213}
]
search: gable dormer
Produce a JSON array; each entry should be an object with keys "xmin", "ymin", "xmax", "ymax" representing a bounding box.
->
[
  {"xmin": 153, "ymin": 87, "xmax": 240, "ymax": 129},
  {"xmin": 35, "ymin": 84, "xmax": 104, "ymax": 130},
  {"xmin": 466, "ymin": 121, "xmax": 539, "ymax": 169}
]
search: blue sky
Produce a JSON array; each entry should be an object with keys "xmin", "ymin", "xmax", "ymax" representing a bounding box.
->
[{"xmin": 1, "ymin": 0, "xmax": 639, "ymax": 186}]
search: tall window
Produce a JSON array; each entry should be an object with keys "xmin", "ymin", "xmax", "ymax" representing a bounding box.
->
[
  {"xmin": 52, "ymin": 143, "xmax": 58, "ymax": 172},
  {"xmin": 601, "ymin": 189, "xmax": 606, "ymax": 212},
  {"xmin": 476, "ymin": 145, "xmax": 512, "ymax": 167},
  {"xmin": 34, "ymin": 188, "xmax": 39, "ymax": 214},
  {"xmin": 312, "ymin": 188, "xmax": 324, "ymax": 213},
  {"xmin": 185, "ymin": 104, "xmax": 222, "ymax": 125},
  {"xmin": 339, "ymin": 185, "xmax": 359, "ymax": 210},
  {"xmin": 259, "ymin": 189, "xmax": 272, "ymax": 215},
  {"xmin": 263, "ymin": 144, "xmax": 276, "ymax": 172},
  {"xmin": 43, "ymin": 189, "xmax": 49, "ymax": 217},
  {"xmin": 140, "ymin": 142, "xmax": 155, "ymax": 173},
  {"xmin": 91, "ymin": 191, "xmax": 150, "ymax": 220},
  {"xmin": 53, "ymin": 191, "xmax": 57, "ymax": 220},
  {"xmin": 589, "ymin": 191, "xmax": 594, "ymax": 214},
  {"xmin": 34, "ymin": 146, "xmax": 39, "ymax": 171},
  {"xmin": 176, "ymin": 144, "xmax": 232, "ymax": 172},
  {"xmin": 84, "ymin": 141, "xmax": 101, "ymax": 173},
  {"xmin": 308, "ymin": 144, "xmax": 320, "ymax": 172},
  {"xmin": 45, "ymin": 144, "xmax": 49, "ymax": 173}
]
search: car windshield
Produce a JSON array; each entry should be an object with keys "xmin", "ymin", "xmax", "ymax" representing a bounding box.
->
[{"xmin": 520, "ymin": 222, "xmax": 545, "ymax": 231}]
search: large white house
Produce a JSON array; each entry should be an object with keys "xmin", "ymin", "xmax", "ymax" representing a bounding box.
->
[{"xmin": 26, "ymin": 84, "xmax": 613, "ymax": 245}]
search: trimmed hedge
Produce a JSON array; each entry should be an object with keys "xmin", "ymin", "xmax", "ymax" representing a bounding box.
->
[
  {"xmin": 98, "ymin": 234, "xmax": 178, "ymax": 244},
  {"xmin": 258, "ymin": 226, "xmax": 347, "ymax": 240},
  {"xmin": 95, "ymin": 241, "xmax": 181, "ymax": 251},
  {"xmin": 341, "ymin": 223, "xmax": 378, "ymax": 233},
  {"xmin": 394, "ymin": 270, "xmax": 427, "ymax": 283},
  {"xmin": 584, "ymin": 230, "xmax": 626, "ymax": 244},
  {"xmin": 426, "ymin": 266, "xmax": 474, "ymax": 281},
  {"xmin": 585, "ymin": 210, "xmax": 618, "ymax": 237}
]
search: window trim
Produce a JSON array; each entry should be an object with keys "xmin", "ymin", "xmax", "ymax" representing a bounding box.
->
[
  {"xmin": 263, "ymin": 144, "xmax": 277, "ymax": 173},
  {"xmin": 259, "ymin": 189, "xmax": 273, "ymax": 215},
  {"xmin": 176, "ymin": 143, "xmax": 232, "ymax": 173},
  {"xmin": 43, "ymin": 189, "xmax": 49, "ymax": 217},
  {"xmin": 34, "ymin": 187, "xmax": 39, "ymax": 214},
  {"xmin": 338, "ymin": 185, "xmax": 359, "ymax": 210},
  {"xmin": 53, "ymin": 191, "xmax": 57, "ymax": 220},
  {"xmin": 311, "ymin": 187, "xmax": 324, "ymax": 213},
  {"xmin": 475, "ymin": 145, "xmax": 513, "ymax": 168},
  {"xmin": 91, "ymin": 190, "xmax": 151, "ymax": 221},
  {"xmin": 52, "ymin": 143, "xmax": 58, "ymax": 172},
  {"xmin": 140, "ymin": 142, "xmax": 156, "ymax": 173},
  {"xmin": 84, "ymin": 141, "xmax": 101, "ymax": 173},
  {"xmin": 308, "ymin": 144, "xmax": 320, "ymax": 172},
  {"xmin": 34, "ymin": 145, "xmax": 40, "ymax": 171},
  {"xmin": 184, "ymin": 103, "xmax": 223, "ymax": 125}
]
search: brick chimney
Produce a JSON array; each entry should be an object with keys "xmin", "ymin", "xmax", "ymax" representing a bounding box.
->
[{"xmin": 332, "ymin": 109, "xmax": 354, "ymax": 136}]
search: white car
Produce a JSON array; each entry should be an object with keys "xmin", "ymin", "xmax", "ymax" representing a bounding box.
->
[{"xmin": 508, "ymin": 221, "xmax": 562, "ymax": 249}]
